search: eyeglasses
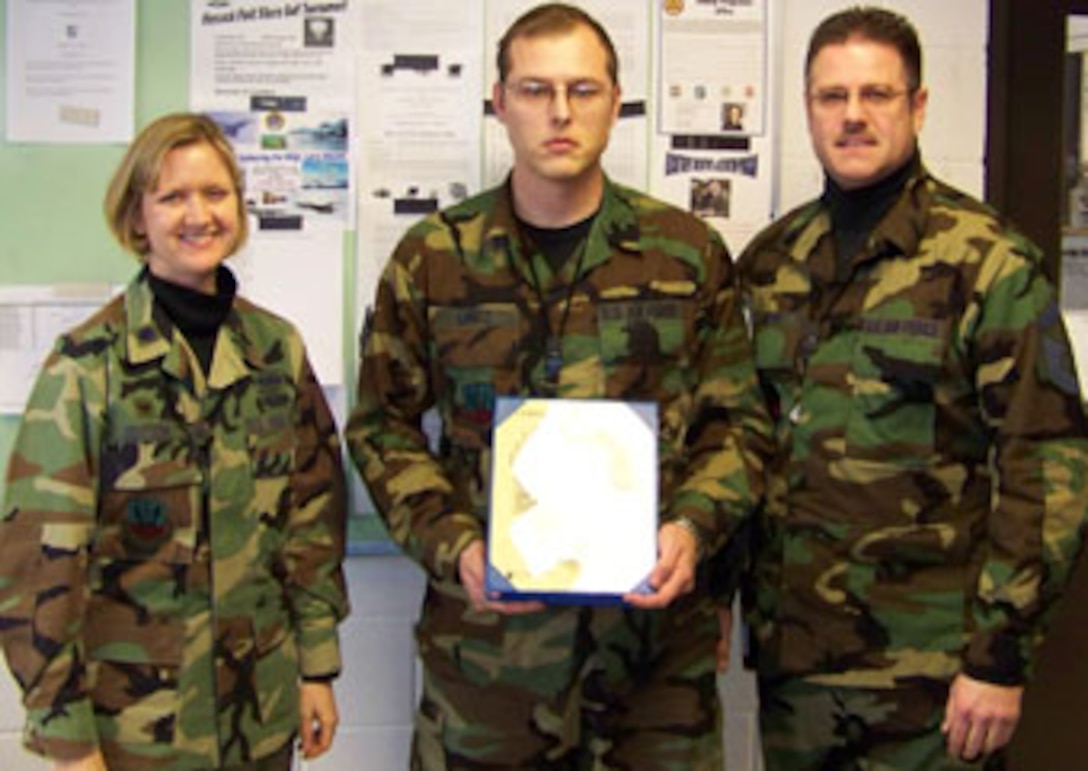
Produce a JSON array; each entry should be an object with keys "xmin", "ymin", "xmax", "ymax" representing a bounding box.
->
[
  {"xmin": 504, "ymin": 78, "xmax": 611, "ymax": 108},
  {"xmin": 809, "ymin": 85, "xmax": 913, "ymax": 112}
]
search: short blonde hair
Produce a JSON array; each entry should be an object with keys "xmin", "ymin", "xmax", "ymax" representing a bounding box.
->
[{"xmin": 104, "ymin": 113, "xmax": 249, "ymax": 258}]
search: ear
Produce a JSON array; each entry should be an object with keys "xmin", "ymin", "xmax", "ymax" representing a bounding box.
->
[
  {"xmin": 492, "ymin": 81, "xmax": 508, "ymax": 123},
  {"xmin": 910, "ymin": 86, "xmax": 929, "ymax": 134},
  {"xmin": 610, "ymin": 83, "xmax": 622, "ymax": 126}
]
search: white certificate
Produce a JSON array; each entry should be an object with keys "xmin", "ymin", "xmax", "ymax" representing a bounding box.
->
[{"xmin": 487, "ymin": 397, "xmax": 658, "ymax": 604}]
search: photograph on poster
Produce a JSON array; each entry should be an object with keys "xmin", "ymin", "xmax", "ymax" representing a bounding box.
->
[
  {"xmin": 305, "ymin": 16, "xmax": 335, "ymax": 47},
  {"xmin": 722, "ymin": 101, "xmax": 745, "ymax": 131},
  {"xmin": 690, "ymin": 178, "xmax": 732, "ymax": 219}
]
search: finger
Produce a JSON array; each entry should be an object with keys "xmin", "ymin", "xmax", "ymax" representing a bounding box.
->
[
  {"xmin": 622, "ymin": 590, "xmax": 665, "ymax": 609},
  {"xmin": 302, "ymin": 720, "xmax": 330, "ymax": 759},
  {"xmin": 654, "ymin": 557, "xmax": 694, "ymax": 602},
  {"xmin": 463, "ymin": 576, "xmax": 489, "ymax": 611},
  {"xmin": 646, "ymin": 554, "xmax": 673, "ymax": 591},
  {"xmin": 944, "ymin": 715, "xmax": 968, "ymax": 758},
  {"xmin": 477, "ymin": 593, "xmax": 546, "ymax": 615},
  {"xmin": 653, "ymin": 573, "xmax": 683, "ymax": 605},
  {"xmin": 623, "ymin": 577, "xmax": 681, "ymax": 609},
  {"xmin": 302, "ymin": 729, "xmax": 319, "ymax": 759},
  {"xmin": 961, "ymin": 720, "xmax": 987, "ymax": 762},
  {"xmin": 487, "ymin": 599, "xmax": 546, "ymax": 615},
  {"xmin": 314, "ymin": 715, "xmax": 336, "ymax": 756},
  {"xmin": 984, "ymin": 720, "xmax": 1013, "ymax": 756},
  {"xmin": 651, "ymin": 531, "xmax": 687, "ymax": 587},
  {"xmin": 299, "ymin": 718, "xmax": 316, "ymax": 758},
  {"xmin": 626, "ymin": 565, "xmax": 693, "ymax": 608}
]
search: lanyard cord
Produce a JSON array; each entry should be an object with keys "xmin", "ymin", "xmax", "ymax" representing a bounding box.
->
[{"xmin": 522, "ymin": 239, "xmax": 590, "ymax": 396}]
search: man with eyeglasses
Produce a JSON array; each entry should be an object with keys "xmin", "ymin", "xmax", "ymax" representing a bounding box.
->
[
  {"xmin": 736, "ymin": 7, "xmax": 1088, "ymax": 770},
  {"xmin": 347, "ymin": 3, "xmax": 769, "ymax": 769}
]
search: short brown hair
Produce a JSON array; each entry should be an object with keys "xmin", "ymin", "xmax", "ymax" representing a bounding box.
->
[
  {"xmin": 104, "ymin": 112, "xmax": 248, "ymax": 258},
  {"xmin": 496, "ymin": 3, "xmax": 618, "ymax": 85},
  {"xmin": 805, "ymin": 6, "xmax": 922, "ymax": 92}
]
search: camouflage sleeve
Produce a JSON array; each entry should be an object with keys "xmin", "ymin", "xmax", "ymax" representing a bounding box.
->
[
  {"xmin": 282, "ymin": 350, "xmax": 350, "ymax": 679},
  {"xmin": 346, "ymin": 228, "xmax": 481, "ymax": 582},
  {"xmin": 664, "ymin": 230, "xmax": 772, "ymax": 567},
  {"xmin": 964, "ymin": 243, "xmax": 1088, "ymax": 684},
  {"xmin": 0, "ymin": 341, "xmax": 104, "ymax": 761}
]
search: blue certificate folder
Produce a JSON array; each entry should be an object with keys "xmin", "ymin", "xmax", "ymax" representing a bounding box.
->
[{"xmin": 486, "ymin": 397, "xmax": 659, "ymax": 605}]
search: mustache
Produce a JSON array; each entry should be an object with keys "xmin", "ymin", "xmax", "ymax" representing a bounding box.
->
[{"xmin": 835, "ymin": 122, "xmax": 875, "ymax": 144}]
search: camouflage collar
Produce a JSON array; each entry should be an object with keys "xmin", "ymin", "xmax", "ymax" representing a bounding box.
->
[
  {"xmin": 481, "ymin": 176, "xmax": 644, "ymax": 277},
  {"xmin": 869, "ymin": 160, "xmax": 931, "ymax": 260},
  {"xmin": 215, "ymin": 299, "xmax": 278, "ymax": 386},
  {"xmin": 122, "ymin": 270, "xmax": 257, "ymax": 390},
  {"xmin": 124, "ymin": 270, "xmax": 174, "ymax": 366},
  {"xmin": 780, "ymin": 161, "xmax": 935, "ymax": 271}
]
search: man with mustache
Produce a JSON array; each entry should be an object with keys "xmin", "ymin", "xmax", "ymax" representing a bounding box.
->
[{"xmin": 738, "ymin": 6, "xmax": 1088, "ymax": 770}]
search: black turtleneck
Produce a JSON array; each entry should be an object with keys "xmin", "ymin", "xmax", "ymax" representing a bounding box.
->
[
  {"xmin": 822, "ymin": 152, "xmax": 919, "ymax": 274},
  {"xmin": 147, "ymin": 266, "xmax": 237, "ymax": 375}
]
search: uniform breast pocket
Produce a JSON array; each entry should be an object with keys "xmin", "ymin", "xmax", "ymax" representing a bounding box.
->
[
  {"xmin": 751, "ymin": 310, "xmax": 809, "ymax": 422},
  {"xmin": 430, "ymin": 303, "xmax": 524, "ymax": 444},
  {"xmin": 430, "ymin": 303, "xmax": 523, "ymax": 369},
  {"xmin": 598, "ymin": 298, "xmax": 695, "ymax": 395},
  {"xmin": 97, "ymin": 447, "xmax": 200, "ymax": 566},
  {"xmin": 247, "ymin": 410, "xmax": 297, "ymax": 479},
  {"xmin": 846, "ymin": 319, "xmax": 946, "ymax": 465},
  {"xmin": 752, "ymin": 310, "xmax": 809, "ymax": 374},
  {"xmin": 244, "ymin": 410, "xmax": 298, "ymax": 535}
]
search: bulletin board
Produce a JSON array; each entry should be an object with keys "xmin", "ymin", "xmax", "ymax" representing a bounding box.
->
[{"xmin": 0, "ymin": 0, "xmax": 781, "ymax": 555}]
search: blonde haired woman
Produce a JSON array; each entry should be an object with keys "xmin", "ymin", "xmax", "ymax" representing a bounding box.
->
[{"xmin": 0, "ymin": 113, "xmax": 349, "ymax": 770}]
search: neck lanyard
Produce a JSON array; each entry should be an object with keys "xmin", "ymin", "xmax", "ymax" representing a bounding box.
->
[{"xmin": 522, "ymin": 239, "xmax": 590, "ymax": 396}]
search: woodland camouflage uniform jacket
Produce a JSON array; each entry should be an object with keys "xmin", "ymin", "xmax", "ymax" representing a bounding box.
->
[
  {"xmin": 0, "ymin": 271, "xmax": 349, "ymax": 769},
  {"xmin": 347, "ymin": 177, "xmax": 770, "ymax": 586},
  {"xmin": 740, "ymin": 160, "xmax": 1088, "ymax": 688}
]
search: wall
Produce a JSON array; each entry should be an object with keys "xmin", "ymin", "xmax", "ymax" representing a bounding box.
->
[{"xmin": 0, "ymin": 0, "xmax": 989, "ymax": 768}]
